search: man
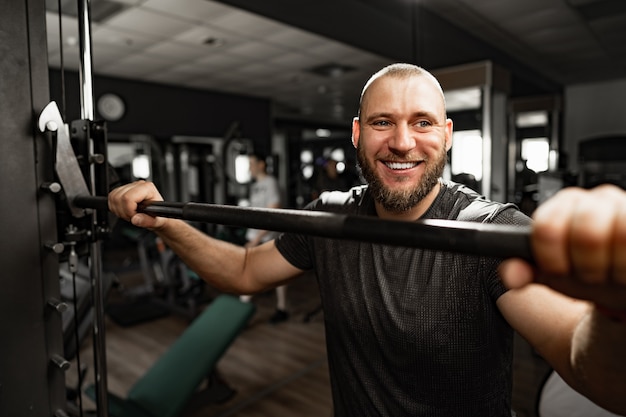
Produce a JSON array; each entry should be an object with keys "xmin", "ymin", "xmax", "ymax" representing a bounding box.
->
[
  {"xmin": 240, "ymin": 151, "xmax": 289, "ymax": 324},
  {"xmin": 108, "ymin": 63, "xmax": 626, "ymax": 416},
  {"xmin": 312, "ymin": 157, "xmax": 351, "ymax": 200}
]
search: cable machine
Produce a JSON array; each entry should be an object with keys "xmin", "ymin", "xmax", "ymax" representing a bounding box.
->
[{"xmin": 1, "ymin": 1, "xmax": 88, "ymax": 416}]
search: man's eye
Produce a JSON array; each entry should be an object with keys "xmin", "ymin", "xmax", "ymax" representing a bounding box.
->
[
  {"xmin": 373, "ymin": 120, "xmax": 391, "ymax": 126},
  {"xmin": 417, "ymin": 120, "xmax": 432, "ymax": 128}
]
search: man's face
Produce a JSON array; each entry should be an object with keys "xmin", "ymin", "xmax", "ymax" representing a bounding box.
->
[
  {"xmin": 248, "ymin": 156, "xmax": 263, "ymax": 179},
  {"xmin": 352, "ymin": 75, "xmax": 453, "ymax": 213}
]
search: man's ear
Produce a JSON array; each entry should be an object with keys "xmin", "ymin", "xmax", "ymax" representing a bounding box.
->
[
  {"xmin": 351, "ymin": 117, "xmax": 360, "ymax": 149},
  {"xmin": 445, "ymin": 118, "xmax": 453, "ymax": 151}
]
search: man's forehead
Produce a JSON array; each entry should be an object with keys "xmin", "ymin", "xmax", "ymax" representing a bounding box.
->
[{"xmin": 361, "ymin": 75, "xmax": 446, "ymax": 116}]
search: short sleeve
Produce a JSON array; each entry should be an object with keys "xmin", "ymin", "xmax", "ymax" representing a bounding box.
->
[
  {"xmin": 485, "ymin": 206, "xmax": 532, "ymax": 301},
  {"xmin": 275, "ymin": 232, "xmax": 313, "ymax": 270}
]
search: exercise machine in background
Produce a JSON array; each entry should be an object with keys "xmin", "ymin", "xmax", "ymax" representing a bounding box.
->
[{"xmin": 104, "ymin": 225, "xmax": 209, "ymax": 326}]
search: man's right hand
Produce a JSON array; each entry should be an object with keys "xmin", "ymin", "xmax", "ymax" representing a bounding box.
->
[{"xmin": 108, "ymin": 180, "xmax": 167, "ymax": 230}]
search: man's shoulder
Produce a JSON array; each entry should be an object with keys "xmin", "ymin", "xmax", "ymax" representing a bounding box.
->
[
  {"xmin": 439, "ymin": 181, "xmax": 524, "ymax": 224},
  {"xmin": 261, "ymin": 175, "xmax": 279, "ymax": 186},
  {"xmin": 311, "ymin": 185, "xmax": 368, "ymax": 213}
]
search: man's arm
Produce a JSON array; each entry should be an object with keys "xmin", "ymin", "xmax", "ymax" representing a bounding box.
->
[
  {"xmin": 108, "ymin": 181, "xmax": 303, "ymax": 294},
  {"xmin": 499, "ymin": 184, "xmax": 626, "ymax": 414}
]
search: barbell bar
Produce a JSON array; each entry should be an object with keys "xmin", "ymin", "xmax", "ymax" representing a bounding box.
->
[{"xmin": 74, "ymin": 195, "xmax": 534, "ymax": 263}]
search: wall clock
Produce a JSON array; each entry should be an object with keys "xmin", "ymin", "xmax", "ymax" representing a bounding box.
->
[{"xmin": 97, "ymin": 93, "xmax": 125, "ymax": 121}]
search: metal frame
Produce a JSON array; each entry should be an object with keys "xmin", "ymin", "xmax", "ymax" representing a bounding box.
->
[{"xmin": 1, "ymin": 1, "xmax": 66, "ymax": 415}]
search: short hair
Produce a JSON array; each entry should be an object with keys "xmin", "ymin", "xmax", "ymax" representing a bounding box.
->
[
  {"xmin": 249, "ymin": 151, "xmax": 268, "ymax": 164},
  {"xmin": 358, "ymin": 63, "xmax": 446, "ymax": 117}
]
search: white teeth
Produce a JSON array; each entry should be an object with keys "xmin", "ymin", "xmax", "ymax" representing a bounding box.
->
[{"xmin": 385, "ymin": 162, "xmax": 417, "ymax": 170}]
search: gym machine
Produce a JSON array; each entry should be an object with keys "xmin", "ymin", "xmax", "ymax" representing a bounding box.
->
[{"xmin": 34, "ymin": 0, "xmax": 113, "ymax": 415}]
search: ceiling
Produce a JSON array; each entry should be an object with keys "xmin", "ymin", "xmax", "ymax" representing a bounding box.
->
[
  {"xmin": 45, "ymin": 0, "xmax": 626, "ymax": 126},
  {"xmin": 420, "ymin": 0, "xmax": 626, "ymax": 85}
]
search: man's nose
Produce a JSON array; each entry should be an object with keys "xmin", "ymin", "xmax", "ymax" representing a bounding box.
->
[{"xmin": 389, "ymin": 123, "xmax": 415, "ymax": 153}]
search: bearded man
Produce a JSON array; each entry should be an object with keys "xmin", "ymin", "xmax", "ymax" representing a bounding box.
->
[{"xmin": 109, "ymin": 63, "xmax": 626, "ymax": 417}]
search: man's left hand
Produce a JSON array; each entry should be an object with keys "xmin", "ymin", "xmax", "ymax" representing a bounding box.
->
[{"xmin": 500, "ymin": 184, "xmax": 626, "ymax": 309}]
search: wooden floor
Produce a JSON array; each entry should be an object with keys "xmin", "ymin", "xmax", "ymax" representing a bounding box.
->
[
  {"xmin": 68, "ymin": 264, "xmax": 333, "ymax": 417},
  {"xmin": 67, "ymin": 246, "xmax": 551, "ymax": 417}
]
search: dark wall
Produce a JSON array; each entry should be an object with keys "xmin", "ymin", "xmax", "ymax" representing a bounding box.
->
[{"xmin": 49, "ymin": 70, "xmax": 273, "ymax": 152}]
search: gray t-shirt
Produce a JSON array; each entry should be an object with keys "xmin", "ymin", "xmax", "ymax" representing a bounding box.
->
[
  {"xmin": 275, "ymin": 180, "xmax": 531, "ymax": 416},
  {"xmin": 246, "ymin": 175, "xmax": 280, "ymax": 242}
]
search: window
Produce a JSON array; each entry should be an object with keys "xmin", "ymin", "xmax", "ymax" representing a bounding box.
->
[
  {"xmin": 521, "ymin": 138, "xmax": 549, "ymax": 173},
  {"xmin": 235, "ymin": 154, "xmax": 251, "ymax": 183},
  {"xmin": 132, "ymin": 154, "xmax": 151, "ymax": 180},
  {"xmin": 451, "ymin": 130, "xmax": 483, "ymax": 180}
]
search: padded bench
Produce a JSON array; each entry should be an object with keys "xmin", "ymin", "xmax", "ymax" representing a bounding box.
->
[{"xmin": 86, "ymin": 294, "xmax": 255, "ymax": 417}]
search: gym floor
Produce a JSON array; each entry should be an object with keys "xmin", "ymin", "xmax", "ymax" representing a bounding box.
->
[{"xmin": 68, "ymin": 247, "xmax": 550, "ymax": 417}]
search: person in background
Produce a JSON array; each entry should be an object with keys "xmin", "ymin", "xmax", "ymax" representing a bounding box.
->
[
  {"xmin": 108, "ymin": 63, "xmax": 626, "ymax": 416},
  {"xmin": 239, "ymin": 151, "xmax": 289, "ymax": 324},
  {"xmin": 312, "ymin": 157, "xmax": 351, "ymax": 200}
]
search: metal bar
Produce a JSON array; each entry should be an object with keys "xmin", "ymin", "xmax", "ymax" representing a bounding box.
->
[
  {"xmin": 77, "ymin": 0, "xmax": 95, "ymax": 120},
  {"xmin": 74, "ymin": 196, "xmax": 534, "ymax": 262},
  {"xmin": 77, "ymin": 1, "xmax": 108, "ymax": 415}
]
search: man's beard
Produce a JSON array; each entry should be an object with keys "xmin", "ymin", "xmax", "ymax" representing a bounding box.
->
[{"xmin": 357, "ymin": 143, "xmax": 447, "ymax": 213}]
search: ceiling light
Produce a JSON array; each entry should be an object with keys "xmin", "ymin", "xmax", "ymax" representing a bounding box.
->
[
  {"xmin": 516, "ymin": 111, "xmax": 548, "ymax": 128},
  {"xmin": 444, "ymin": 87, "xmax": 481, "ymax": 112},
  {"xmin": 315, "ymin": 129, "xmax": 331, "ymax": 137}
]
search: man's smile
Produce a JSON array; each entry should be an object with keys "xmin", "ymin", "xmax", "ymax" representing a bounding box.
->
[{"xmin": 382, "ymin": 161, "xmax": 421, "ymax": 170}]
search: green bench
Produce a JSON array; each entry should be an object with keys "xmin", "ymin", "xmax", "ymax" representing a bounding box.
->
[{"xmin": 86, "ymin": 294, "xmax": 255, "ymax": 417}]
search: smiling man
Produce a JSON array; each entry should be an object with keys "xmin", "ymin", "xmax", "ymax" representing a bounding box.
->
[
  {"xmin": 353, "ymin": 65, "xmax": 452, "ymax": 219},
  {"xmin": 108, "ymin": 63, "xmax": 626, "ymax": 416}
]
